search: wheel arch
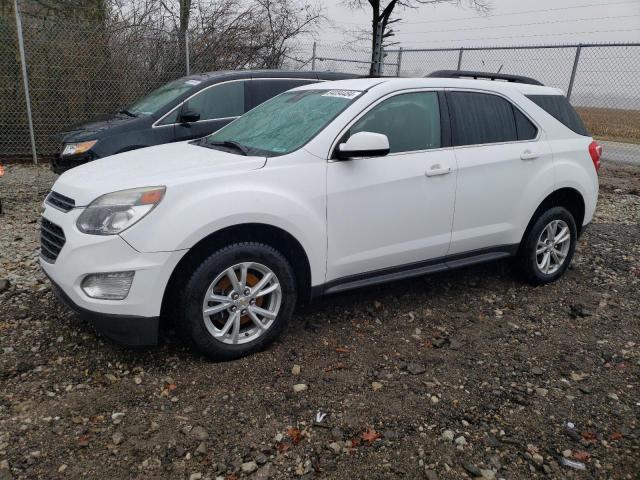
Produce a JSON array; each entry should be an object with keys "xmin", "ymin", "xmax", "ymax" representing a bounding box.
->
[
  {"xmin": 520, "ymin": 187, "xmax": 586, "ymax": 250},
  {"xmin": 160, "ymin": 223, "xmax": 313, "ymax": 322}
]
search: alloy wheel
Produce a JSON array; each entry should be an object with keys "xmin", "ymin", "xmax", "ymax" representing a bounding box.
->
[
  {"xmin": 201, "ymin": 262, "xmax": 282, "ymax": 344},
  {"xmin": 535, "ymin": 219, "xmax": 571, "ymax": 275}
]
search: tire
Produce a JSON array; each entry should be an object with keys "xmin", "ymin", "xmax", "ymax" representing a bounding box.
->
[
  {"xmin": 516, "ymin": 206, "xmax": 577, "ymax": 285},
  {"xmin": 179, "ymin": 242, "xmax": 297, "ymax": 361}
]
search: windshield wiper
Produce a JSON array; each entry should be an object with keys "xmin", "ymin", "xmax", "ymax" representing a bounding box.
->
[
  {"xmin": 205, "ymin": 140, "xmax": 249, "ymax": 156},
  {"xmin": 118, "ymin": 109, "xmax": 137, "ymax": 117}
]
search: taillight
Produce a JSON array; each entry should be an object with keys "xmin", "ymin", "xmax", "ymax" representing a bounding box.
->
[{"xmin": 588, "ymin": 140, "xmax": 602, "ymax": 172}]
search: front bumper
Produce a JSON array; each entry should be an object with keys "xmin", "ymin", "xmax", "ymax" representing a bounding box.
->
[
  {"xmin": 40, "ymin": 204, "xmax": 187, "ymax": 345},
  {"xmin": 51, "ymin": 151, "xmax": 97, "ymax": 174},
  {"xmin": 48, "ymin": 274, "xmax": 159, "ymax": 345}
]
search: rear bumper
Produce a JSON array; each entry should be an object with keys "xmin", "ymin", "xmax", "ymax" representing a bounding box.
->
[{"xmin": 48, "ymin": 274, "xmax": 159, "ymax": 346}]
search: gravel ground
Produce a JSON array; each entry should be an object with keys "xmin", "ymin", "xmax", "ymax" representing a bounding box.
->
[{"xmin": 0, "ymin": 162, "xmax": 638, "ymax": 480}]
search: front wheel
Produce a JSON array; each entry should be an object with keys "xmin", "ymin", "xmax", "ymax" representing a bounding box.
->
[
  {"xmin": 517, "ymin": 206, "xmax": 577, "ymax": 285},
  {"xmin": 179, "ymin": 243, "xmax": 297, "ymax": 360}
]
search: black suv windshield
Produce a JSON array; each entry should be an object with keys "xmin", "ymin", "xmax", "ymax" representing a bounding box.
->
[
  {"xmin": 203, "ymin": 89, "xmax": 362, "ymax": 156},
  {"xmin": 127, "ymin": 78, "xmax": 200, "ymax": 116}
]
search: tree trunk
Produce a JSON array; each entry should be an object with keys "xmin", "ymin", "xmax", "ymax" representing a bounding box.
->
[
  {"xmin": 369, "ymin": 15, "xmax": 378, "ymax": 76},
  {"xmin": 178, "ymin": 0, "xmax": 191, "ymax": 75}
]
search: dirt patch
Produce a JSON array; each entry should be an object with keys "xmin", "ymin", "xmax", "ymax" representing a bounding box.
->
[{"xmin": 0, "ymin": 162, "xmax": 639, "ymax": 479}]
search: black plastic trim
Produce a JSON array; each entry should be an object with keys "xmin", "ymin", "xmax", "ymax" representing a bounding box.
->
[
  {"xmin": 336, "ymin": 147, "xmax": 390, "ymax": 160},
  {"xmin": 46, "ymin": 191, "xmax": 76, "ymax": 212},
  {"xmin": 437, "ymin": 90, "xmax": 452, "ymax": 148},
  {"xmin": 46, "ymin": 274, "xmax": 159, "ymax": 346},
  {"xmin": 40, "ymin": 218, "xmax": 66, "ymax": 263},
  {"xmin": 428, "ymin": 70, "xmax": 543, "ymax": 86},
  {"xmin": 311, "ymin": 244, "xmax": 519, "ymax": 298},
  {"xmin": 577, "ymin": 222, "xmax": 590, "ymax": 239}
]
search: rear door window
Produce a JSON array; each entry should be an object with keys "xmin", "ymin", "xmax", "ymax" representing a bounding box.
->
[
  {"xmin": 447, "ymin": 91, "xmax": 518, "ymax": 146},
  {"xmin": 514, "ymin": 108, "xmax": 538, "ymax": 141},
  {"xmin": 247, "ymin": 79, "xmax": 318, "ymax": 110},
  {"xmin": 526, "ymin": 94, "xmax": 589, "ymax": 136},
  {"xmin": 183, "ymin": 81, "xmax": 245, "ymax": 120}
]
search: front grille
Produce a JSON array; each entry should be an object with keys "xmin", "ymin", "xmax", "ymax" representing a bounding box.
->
[
  {"xmin": 40, "ymin": 218, "xmax": 66, "ymax": 263},
  {"xmin": 45, "ymin": 191, "xmax": 75, "ymax": 212}
]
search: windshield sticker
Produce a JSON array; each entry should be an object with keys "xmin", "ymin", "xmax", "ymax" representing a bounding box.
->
[
  {"xmin": 185, "ymin": 79, "xmax": 201, "ymax": 86},
  {"xmin": 322, "ymin": 90, "xmax": 361, "ymax": 99}
]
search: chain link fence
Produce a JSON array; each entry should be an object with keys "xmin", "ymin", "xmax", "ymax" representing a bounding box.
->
[
  {"xmin": 377, "ymin": 43, "xmax": 640, "ymax": 163},
  {"xmin": 1, "ymin": 2, "xmax": 639, "ymax": 164},
  {"xmin": 0, "ymin": 1, "xmax": 320, "ymax": 161}
]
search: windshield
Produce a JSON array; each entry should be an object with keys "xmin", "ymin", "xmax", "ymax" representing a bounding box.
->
[
  {"xmin": 203, "ymin": 89, "xmax": 362, "ymax": 156},
  {"xmin": 127, "ymin": 78, "xmax": 200, "ymax": 116}
]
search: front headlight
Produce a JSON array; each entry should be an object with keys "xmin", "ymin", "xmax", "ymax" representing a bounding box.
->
[
  {"xmin": 62, "ymin": 140, "xmax": 97, "ymax": 156},
  {"xmin": 76, "ymin": 186, "xmax": 166, "ymax": 235}
]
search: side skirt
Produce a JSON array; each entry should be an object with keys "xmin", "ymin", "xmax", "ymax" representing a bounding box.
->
[{"xmin": 311, "ymin": 244, "xmax": 518, "ymax": 298}]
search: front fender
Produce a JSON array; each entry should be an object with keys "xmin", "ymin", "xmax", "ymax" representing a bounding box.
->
[{"xmin": 121, "ymin": 159, "xmax": 327, "ymax": 285}]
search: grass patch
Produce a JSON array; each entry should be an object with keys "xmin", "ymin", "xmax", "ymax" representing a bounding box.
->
[{"xmin": 576, "ymin": 107, "xmax": 640, "ymax": 144}]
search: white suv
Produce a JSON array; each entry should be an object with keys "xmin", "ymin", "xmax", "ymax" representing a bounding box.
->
[{"xmin": 40, "ymin": 75, "xmax": 600, "ymax": 359}]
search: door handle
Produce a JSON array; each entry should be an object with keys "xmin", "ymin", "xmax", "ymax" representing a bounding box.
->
[
  {"xmin": 520, "ymin": 149, "xmax": 539, "ymax": 160},
  {"xmin": 425, "ymin": 165, "xmax": 452, "ymax": 177}
]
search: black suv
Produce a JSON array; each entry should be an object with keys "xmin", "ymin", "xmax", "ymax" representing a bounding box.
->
[{"xmin": 52, "ymin": 70, "xmax": 356, "ymax": 173}]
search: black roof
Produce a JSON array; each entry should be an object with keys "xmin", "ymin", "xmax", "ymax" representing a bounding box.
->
[
  {"xmin": 181, "ymin": 69, "xmax": 357, "ymax": 83},
  {"xmin": 427, "ymin": 70, "xmax": 543, "ymax": 86}
]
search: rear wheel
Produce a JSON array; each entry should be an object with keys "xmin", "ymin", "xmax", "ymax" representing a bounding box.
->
[
  {"xmin": 517, "ymin": 206, "xmax": 577, "ymax": 285},
  {"xmin": 180, "ymin": 243, "xmax": 296, "ymax": 360}
]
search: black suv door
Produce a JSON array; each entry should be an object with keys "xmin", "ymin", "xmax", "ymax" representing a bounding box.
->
[{"xmin": 173, "ymin": 80, "xmax": 246, "ymax": 141}]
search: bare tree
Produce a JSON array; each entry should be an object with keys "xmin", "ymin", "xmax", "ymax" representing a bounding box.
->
[
  {"xmin": 185, "ymin": 0, "xmax": 323, "ymax": 70},
  {"xmin": 254, "ymin": 0, "xmax": 324, "ymax": 68},
  {"xmin": 345, "ymin": 0, "xmax": 490, "ymax": 75},
  {"xmin": 0, "ymin": 0, "xmax": 323, "ymax": 154}
]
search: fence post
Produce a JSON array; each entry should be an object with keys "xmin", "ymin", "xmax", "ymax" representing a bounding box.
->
[
  {"xmin": 396, "ymin": 47, "xmax": 403, "ymax": 77},
  {"xmin": 457, "ymin": 48, "xmax": 464, "ymax": 71},
  {"xmin": 13, "ymin": 0, "xmax": 37, "ymax": 164},
  {"xmin": 567, "ymin": 43, "xmax": 582, "ymax": 101},
  {"xmin": 311, "ymin": 42, "xmax": 316, "ymax": 71},
  {"xmin": 372, "ymin": 22, "xmax": 384, "ymax": 76},
  {"xmin": 185, "ymin": 30, "xmax": 190, "ymax": 75}
]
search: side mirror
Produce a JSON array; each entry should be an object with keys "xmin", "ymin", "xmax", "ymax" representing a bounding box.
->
[
  {"xmin": 180, "ymin": 109, "xmax": 200, "ymax": 124},
  {"xmin": 336, "ymin": 131, "xmax": 390, "ymax": 160}
]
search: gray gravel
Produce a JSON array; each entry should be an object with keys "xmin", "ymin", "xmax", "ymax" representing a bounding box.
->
[{"xmin": 0, "ymin": 162, "xmax": 638, "ymax": 479}]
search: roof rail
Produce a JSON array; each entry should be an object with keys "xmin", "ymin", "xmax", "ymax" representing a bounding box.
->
[{"xmin": 427, "ymin": 70, "xmax": 544, "ymax": 86}]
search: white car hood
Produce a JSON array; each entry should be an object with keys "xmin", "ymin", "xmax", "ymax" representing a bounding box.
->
[{"xmin": 52, "ymin": 142, "xmax": 266, "ymax": 206}]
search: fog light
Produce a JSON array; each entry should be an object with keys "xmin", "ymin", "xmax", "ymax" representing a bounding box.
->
[{"xmin": 81, "ymin": 271, "xmax": 135, "ymax": 300}]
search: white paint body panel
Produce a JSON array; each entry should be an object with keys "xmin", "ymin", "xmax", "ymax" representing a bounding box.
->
[
  {"xmin": 40, "ymin": 204, "xmax": 185, "ymax": 317},
  {"xmin": 42, "ymin": 77, "xmax": 599, "ymax": 320},
  {"xmin": 327, "ymin": 148, "xmax": 456, "ymax": 281},
  {"xmin": 449, "ymin": 135, "xmax": 555, "ymax": 254}
]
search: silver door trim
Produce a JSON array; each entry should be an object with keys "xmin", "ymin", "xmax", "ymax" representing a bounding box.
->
[{"xmin": 152, "ymin": 77, "xmax": 323, "ymax": 129}]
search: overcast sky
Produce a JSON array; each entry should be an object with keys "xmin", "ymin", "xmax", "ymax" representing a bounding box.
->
[{"xmin": 312, "ymin": 0, "xmax": 640, "ymax": 49}]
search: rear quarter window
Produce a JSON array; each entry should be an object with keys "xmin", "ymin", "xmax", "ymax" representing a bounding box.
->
[{"xmin": 526, "ymin": 94, "xmax": 589, "ymax": 136}]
